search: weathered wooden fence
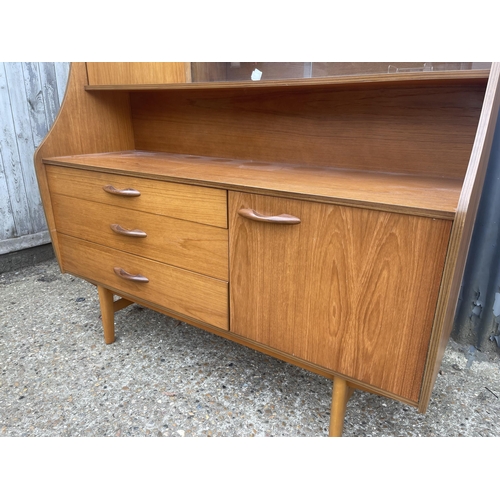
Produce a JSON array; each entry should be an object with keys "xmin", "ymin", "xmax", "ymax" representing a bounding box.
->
[{"xmin": 0, "ymin": 62, "xmax": 69, "ymax": 255}]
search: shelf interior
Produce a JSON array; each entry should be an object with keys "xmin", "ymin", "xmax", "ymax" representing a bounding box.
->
[{"xmin": 43, "ymin": 151, "xmax": 462, "ymax": 219}]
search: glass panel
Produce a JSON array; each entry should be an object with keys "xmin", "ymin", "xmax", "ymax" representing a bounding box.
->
[{"xmin": 190, "ymin": 62, "xmax": 491, "ymax": 83}]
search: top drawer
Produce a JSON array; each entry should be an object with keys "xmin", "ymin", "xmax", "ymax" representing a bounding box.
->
[{"xmin": 45, "ymin": 165, "xmax": 227, "ymax": 228}]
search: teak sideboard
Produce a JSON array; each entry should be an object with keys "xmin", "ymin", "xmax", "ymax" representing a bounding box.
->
[{"xmin": 34, "ymin": 62, "xmax": 500, "ymax": 436}]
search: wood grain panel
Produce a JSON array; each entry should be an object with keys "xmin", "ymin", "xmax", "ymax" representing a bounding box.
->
[
  {"xmin": 45, "ymin": 164, "xmax": 227, "ymax": 228},
  {"xmin": 131, "ymin": 83, "xmax": 486, "ymax": 178},
  {"xmin": 229, "ymin": 192, "xmax": 451, "ymax": 402},
  {"xmin": 43, "ymin": 151, "xmax": 462, "ymax": 219},
  {"xmin": 51, "ymin": 194, "xmax": 228, "ymax": 280},
  {"xmin": 59, "ymin": 234, "xmax": 228, "ymax": 330},
  {"xmin": 419, "ymin": 62, "xmax": 500, "ymax": 411},
  {"xmin": 86, "ymin": 63, "xmax": 190, "ymax": 85}
]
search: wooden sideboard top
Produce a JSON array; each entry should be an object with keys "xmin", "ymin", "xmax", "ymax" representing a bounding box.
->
[{"xmin": 43, "ymin": 150, "xmax": 462, "ymax": 219}]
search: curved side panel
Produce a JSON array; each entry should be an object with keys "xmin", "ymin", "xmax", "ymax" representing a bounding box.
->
[
  {"xmin": 33, "ymin": 62, "xmax": 135, "ymax": 269},
  {"xmin": 419, "ymin": 62, "xmax": 500, "ymax": 411}
]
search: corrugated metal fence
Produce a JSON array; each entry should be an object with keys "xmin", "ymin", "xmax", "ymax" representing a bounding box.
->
[
  {"xmin": 0, "ymin": 62, "xmax": 69, "ymax": 255},
  {"xmin": 452, "ymin": 111, "xmax": 500, "ymax": 354}
]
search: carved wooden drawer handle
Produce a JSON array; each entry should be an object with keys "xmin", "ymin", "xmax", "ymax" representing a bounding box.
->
[
  {"xmin": 113, "ymin": 267, "xmax": 149, "ymax": 283},
  {"xmin": 110, "ymin": 224, "xmax": 147, "ymax": 238},
  {"xmin": 238, "ymin": 208, "xmax": 301, "ymax": 225},
  {"xmin": 103, "ymin": 185, "xmax": 141, "ymax": 197}
]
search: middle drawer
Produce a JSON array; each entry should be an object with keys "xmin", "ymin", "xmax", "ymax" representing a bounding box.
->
[{"xmin": 51, "ymin": 194, "xmax": 228, "ymax": 281}]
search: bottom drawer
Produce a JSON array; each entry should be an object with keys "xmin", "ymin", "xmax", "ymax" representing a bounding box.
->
[{"xmin": 58, "ymin": 233, "xmax": 228, "ymax": 330}]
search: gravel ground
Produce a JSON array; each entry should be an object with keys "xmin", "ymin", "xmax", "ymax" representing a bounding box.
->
[{"xmin": 1, "ymin": 258, "xmax": 499, "ymax": 437}]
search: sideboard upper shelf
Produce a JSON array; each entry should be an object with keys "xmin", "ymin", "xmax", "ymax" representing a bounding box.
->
[{"xmin": 42, "ymin": 150, "xmax": 462, "ymax": 219}]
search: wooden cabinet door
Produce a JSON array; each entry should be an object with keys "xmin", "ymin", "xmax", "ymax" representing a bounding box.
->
[{"xmin": 229, "ymin": 192, "xmax": 452, "ymax": 403}]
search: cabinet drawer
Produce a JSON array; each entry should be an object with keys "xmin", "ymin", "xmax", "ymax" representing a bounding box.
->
[
  {"xmin": 51, "ymin": 194, "xmax": 228, "ymax": 280},
  {"xmin": 45, "ymin": 165, "xmax": 227, "ymax": 228},
  {"xmin": 59, "ymin": 234, "xmax": 228, "ymax": 330}
]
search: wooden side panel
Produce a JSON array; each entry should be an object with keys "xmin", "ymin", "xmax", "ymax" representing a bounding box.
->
[
  {"xmin": 51, "ymin": 194, "xmax": 228, "ymax": 280},
  {"xmin": 86, "ymin": 63, "xmax": 189, "ymax": 86},
  {"xmin": 33, "ymin": 63, "xmax": 135, "ymax": 266},
  {"xmin": 131, "ymin": 83, "xmax": 486, "ymax": 178},
  {"xmin": 419, "ymin": 62, "xmax": 500, "ymax": 410},
  {"xmin": 229, "ymin": 192, "xmax": 451, "ymax": 402},
  {"xmin": 58, "ymin": 234, "xmax": 228, "ymax": 330}
]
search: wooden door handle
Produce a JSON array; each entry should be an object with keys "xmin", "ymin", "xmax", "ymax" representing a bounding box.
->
[
  {"xmin": 110, "ymin": 224, "xmax": 147, "ymax": 238},
  {"xmin": 103, "ymin": 185, "xmax": 141, "ymax": 197},
  {"xmin": 238, "ymin": 208, "xmax": 301, "ymax": 224},
  {"xmin": 113, "ymin": 267, "xmax": 149, "ymax": 283}
]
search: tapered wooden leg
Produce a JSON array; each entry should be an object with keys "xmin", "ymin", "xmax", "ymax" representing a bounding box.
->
[
  {"xmin": 329, "ymin": 376, "xmax": 354, "ymax": 437},
  {"xmin": 97, "ymin": 285, "xmax": 115, "ymax": 344}
]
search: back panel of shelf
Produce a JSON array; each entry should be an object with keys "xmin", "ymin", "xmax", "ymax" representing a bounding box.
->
[{"xmin": 129, "ymin": 81, "xmax": 487, "ymax": 181}]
